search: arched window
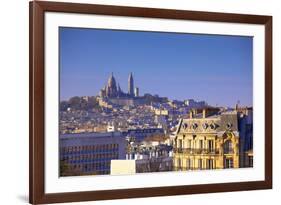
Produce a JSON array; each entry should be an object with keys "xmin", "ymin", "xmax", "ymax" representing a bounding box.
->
[{"xmin": 224, "ymin": 140, "xmax": 233, "ymax": 154}]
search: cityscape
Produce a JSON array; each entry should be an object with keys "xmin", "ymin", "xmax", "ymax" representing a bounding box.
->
[
  {"xmin": 59, "ymin": 27, "xmax": 253, "ymax": 176},
  {"xmin": 60, "ymin": 72, "xmax": 253, "ymax": 176}
]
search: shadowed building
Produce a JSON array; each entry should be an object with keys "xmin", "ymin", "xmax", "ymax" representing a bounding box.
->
[
  {"xmin": 59, "ymin": 132, "xmax": 126, "ymax": 176},
  {"xmin": 128, "ymin": 72, "xmax": 134, "ymax": 97},
  {"xmin": 237, "ymin": 107, "xmax": 253, "ymax": 167}
]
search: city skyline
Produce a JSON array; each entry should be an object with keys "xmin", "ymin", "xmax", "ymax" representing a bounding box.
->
[{"xmin": 60, "ymin": 27, "xmax": 253, "ymax": 107}]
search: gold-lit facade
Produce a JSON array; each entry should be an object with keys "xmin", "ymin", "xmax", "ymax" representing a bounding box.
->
[{"xmin": 173, "ymin": 108, "xmax": 242, "ymax": 171}]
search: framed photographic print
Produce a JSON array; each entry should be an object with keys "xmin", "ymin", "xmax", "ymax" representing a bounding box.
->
[{"xmin": 29, "ymin": 1, "xmax": 272, "ymax": 204}]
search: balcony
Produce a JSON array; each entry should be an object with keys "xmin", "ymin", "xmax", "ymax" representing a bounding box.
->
[
  {"xmin": 173, "ymin": 166, "xmax": 216, "ymax": 171},
  {"xmin": 223, "ymin": 149, "xmax": 234, "ymax": 154},
  {"xmin": 173, "ymin": 148, "xmax": 219, "ymax": 155}
]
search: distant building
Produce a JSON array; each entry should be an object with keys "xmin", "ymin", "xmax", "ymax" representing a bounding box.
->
[
  {"xmin": 99, "ymin": 72, "xmax": 137, "ymax": 98},
  {"xmin": 184, "ymin": 99, "xmax": 207, "ymax": 108},
  {"xmin": 107, "ymin": 122, "xmax": 118, "ymax": 132},
  {"xmin": 59, "ymin": 132, "xmax": 126, "ymax": 176},
  {"xmin": 155, "ymin": 108, "xmax": 169, "ymax": 116},
  {"xmin": 134, "ymin": 87, "xmax": 139, "ymax": 97},
  {"xmin": 99, "ymin": 73, "xmax": 147, "ymax": 106},
  {"xmin": 135, "ymin": 156, "xmax": 173, "ymax": 173},
  {"xmin": 125, "ymin": 128, "xmax": 165, "ymax": 142},
  {"xmin": 108, "ymin": 97, "xmax": 145, "ymax": 107},
  {"xmin": 110, "ymin": 154, "xmax": 173, "ymax": 175},
  {"xmin": 99, "ymin": 72, "xmax": 126, "ymax": 98},
  {"xmin": 121, "ymin": 130, "xmax": 173, "ymax": 173},
  {"xmin": 123, "ymin": 143, "xmax": 173, "ymax": 173},
  {"xmin": 97, "ymin": 97, "xmax": 113, "ymax": 109},
  {"xmin": 128, "ymin": 72, "xmax": 134, "ymax": 97}
]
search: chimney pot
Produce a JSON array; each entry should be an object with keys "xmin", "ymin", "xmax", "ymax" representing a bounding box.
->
[{"xmin": 189, "ymin": 111, "xmax": 193, "ymax": 119}]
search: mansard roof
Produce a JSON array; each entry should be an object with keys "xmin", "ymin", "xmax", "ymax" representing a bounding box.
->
[{"xmin": 178, "ymin": 111, "xmax": 239, "ymax": 134}]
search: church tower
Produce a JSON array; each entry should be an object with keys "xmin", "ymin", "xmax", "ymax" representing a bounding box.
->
[
  {"xmin": 106, "ymin": 72, "xmax": 118, "ymax": 97},
  {"xmin": 128, "ymin": 72, "xmax": 134, "ymax": 97}
]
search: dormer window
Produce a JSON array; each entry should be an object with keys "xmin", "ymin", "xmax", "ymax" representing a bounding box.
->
[
  {"xmin": 202, "ymin": 123, "xmax": 208, "ymax": 129},
  {"xmin": 210, "ymin": 123, "xmax": 217, "ymax": 130},
  {"xmin": 192, "ymin": 123, "xmax": 198, "ymax": 130},
  {"xmin": 226, "ymin": 123, "xmax": 232, "ymax": 129},
  {"xmin": 182, "ymin": 123, "xmax": 188, "ymax": 129}
]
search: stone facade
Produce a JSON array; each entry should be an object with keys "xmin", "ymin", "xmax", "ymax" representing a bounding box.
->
[{"xmin": 173, "ymin": 108, "xmax": 241, "ymax": 171}]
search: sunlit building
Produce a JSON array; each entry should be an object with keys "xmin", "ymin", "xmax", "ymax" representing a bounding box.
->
[{"xmin": 173, "ymin": 107, "xmax": 252, "ymax": 171}]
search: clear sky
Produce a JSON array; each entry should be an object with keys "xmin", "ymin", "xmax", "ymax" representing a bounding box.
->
[{"xmin": 59, "ymin": 27, "xmax": 253, "ymax": 107}]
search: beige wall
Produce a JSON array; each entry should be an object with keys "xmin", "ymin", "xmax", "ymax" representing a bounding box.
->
[{"xmin": 110, "ymin": 160, "xmax": 136, "ymax": 175}]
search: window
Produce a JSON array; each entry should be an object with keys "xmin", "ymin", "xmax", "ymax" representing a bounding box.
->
[
  {"xmin": 187, "ymin": 139, "xmax": 192, "ymax": 149},
  {"xmin": 226, "ymin": 123, "xmax": 232, "ymax": 129},
  {"xmin": 199, "ymin": 140, "xmax": 203, "ymax": 149},
  {"xmin": 186, "ymin": 159, "xmax": 191, "ymax": 170},
  {"xmin": 178, "ymin": 158, "xmax": 182, "ymax": 170},
  {"xmin": 224, "ymin": 140, "xmax": 233, "ymax": 154},
  {"xmin": 208, "ymin": 140, "xmax": 214, "ymax": 152},
  {"xmin": 206, "ymin": 159, "xmax": 214, "ymax": 169},
  {"xmin": 178, "ymin": 139, "xmax": 183, "ymax": 149},
  {"xmin": 224, "ymin": 158, "xmax": 234, "ymax": 168},
  {"xmin": 198, "ymin": 159, "xmax": 203, "ymax": 169},
  {"xmin": 249, "ymin": 156, "xmax": 253, "ymax": 167},
  {"xmin": 192, "ymin": 123, "xmax": 198, "ymax": 130}
]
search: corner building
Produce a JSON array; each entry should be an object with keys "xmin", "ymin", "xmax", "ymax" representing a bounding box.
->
[{"xmin": 173, "ymin": 108, "xmax": 242, "ymax": 171}]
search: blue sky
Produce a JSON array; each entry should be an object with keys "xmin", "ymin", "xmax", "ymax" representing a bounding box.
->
[{"xmin": 59, "ymin": 27, "xmax": 253, "ymax": 107}]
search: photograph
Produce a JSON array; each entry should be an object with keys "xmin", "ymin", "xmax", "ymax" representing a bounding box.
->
[
  {"xmin": 28, "ymin": 1, "xmax": 273, "ymax": 204},
  {"xmin": 59, "ymin": 27, "xmax": 254, "ymax": 177}
]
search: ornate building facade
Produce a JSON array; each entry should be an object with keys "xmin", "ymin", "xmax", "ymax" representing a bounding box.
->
[
  {"xmin": 99, "ymin": 72, "xmax": 137, "ymax": 98},
  {"xmin": 173, "ymin": 107, "xmax": 252, "ymax": 171},
  {"xmin": 98, "ymin": 72, "xmax": 147, "ymax": 107}
]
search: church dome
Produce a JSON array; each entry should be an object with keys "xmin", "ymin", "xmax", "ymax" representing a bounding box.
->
[{"xmin": 108, "ymin": 72, "xmax": 117, "ymax": 88}]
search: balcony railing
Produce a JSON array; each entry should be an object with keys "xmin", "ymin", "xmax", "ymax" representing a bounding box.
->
[
  {"xmin": 173, "ymin": 166, "xmax": 216, "ymax": 171},
  {"xmin": 173, "ymin": 148, "xmax": 220, "ymax": 154},
  {"xmin": 223, "ymin": 149, "xmax": 234, "ymax": 154}
]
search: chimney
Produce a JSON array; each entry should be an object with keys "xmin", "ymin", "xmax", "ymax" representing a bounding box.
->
[
  {"xmin": 203, "ymin": 109, "xmax": 206, "ymax": 118},
  {"xmin": 193, "ymin": 109, "xmax": 197, "ymax": 116},
  {"xmin": 189, "ymin": 111, "xmax": 193, "ymax": 119},
  {"xmin": 235, "ymin": 103, "xmax": 239, "ymax": 111}
]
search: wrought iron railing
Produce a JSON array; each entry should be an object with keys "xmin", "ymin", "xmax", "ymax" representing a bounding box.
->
[
  {"xmin": 173, "ymin": 166, "xmax": 215, "ymax": 171},
  {"xmin": 173, "ymin": 148, "xmax": 220, "ymax": 154},
  {"xmin": 223, "ymin": 149, "xmax": 234, "ymax": 154}
]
